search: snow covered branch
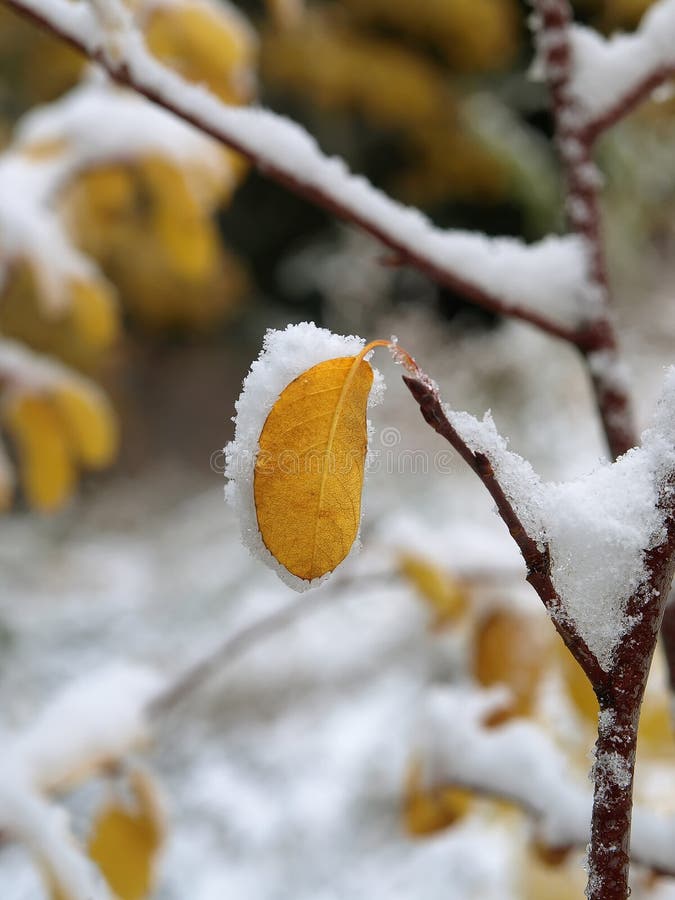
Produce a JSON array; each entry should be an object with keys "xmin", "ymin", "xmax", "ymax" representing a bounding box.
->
[
  {"xmin": 0, "ymin": 663, "xmax": 161, "ymax": 900},
  {"xmin": 0, "ymin": 0, "xmax": 593, "ymax": 343},
  {"xmin": 404, "ymin": 361, "xmax": 675, "ymax": 900},
  {"xmin": 531, "ymin": 0, "xmax": 640, "ymax": 459},
  {"xmin": 419, "ymin": 686, "xmax": 675, "ymax": 877},
  {"xmin": 402, "ymin": 369, "xmax": 605, "ymax": 683},
  {"xmin": 569, "ymin": 0, "xmax": 675, "ymax": 142}
]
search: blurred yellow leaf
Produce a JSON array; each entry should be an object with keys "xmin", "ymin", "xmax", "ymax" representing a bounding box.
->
[
  {"xmin": 88, "ymin": 768, "xmax": 165, "ymax": 900},
  {"xmin": 70, "ymin": 279, "xmax": 119, "ymax": 350},
  {"xmin": 399, "ymin": 553, "xmax": 468, "ymax": 628},
  {"xmin": 144, "ymin": 1, "xmax": 257, "ymax": 104},
  {"xmin": 474, "ymin": 609, "xmax": 547, "ymax": 722},
  {"xmin": 403, "ymin": 758, "xmax": 472, "ymax": 837},
  {"xmin": 62, "ymin": 159, "xmax": 247, "ymax": 333},
  {"xmin": 638, "ymin": 691, "xmax": 674, "ymax": 756},
  {"xmin": 53, "ymin": 381, "xmax": 118, "ymax": 469},
  {"xmin": 342, "ymin": 0, "xmax": 520, "ymax": 72},
  {"xmin": 254, "ymin": 353, "xmax": 374, "ymax": 581},
  {"xmin": 0, "ymin": 264, "xmax": 120, "ymax": 369},
  {"xmin": 4, "ymin": 394, "xmax": 75, "ymax": 512},
  {"xmin": 559, "ymin": 641, "xmax": 598, "ymax": 726}
]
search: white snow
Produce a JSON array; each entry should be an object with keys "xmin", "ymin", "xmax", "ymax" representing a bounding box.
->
[
  {"xmin": 418, "ymin": 685, "xmax": 591, "ymax": 850},
  {"xmin": 418, "ymin": 684, "xmax": 675, "ymax": 872},
  {"xmin": 0, "ymin": 662, "xmax": 162, "ymax": 900},
  {"xmin": 569, "ymin": 0, "xmax": 675, "ymax": 126},
  {"xmin": 0, "ymin": 754, "xmax": 111, "ymax": 900},
  {"xmin": 224, "ymin": 323, "xmax": 384, "ymax": 591},
  {"xmin": 17, "ymin": 662, "xmax": 163, "ymax": 792},
  {"xmin": 443, "ymin": 368, "xmax": 675, "ymax": 671}
]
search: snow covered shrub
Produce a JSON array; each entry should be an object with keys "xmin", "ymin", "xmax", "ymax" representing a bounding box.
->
[{"xmin": 3, "ymin": 0, "xmax": 675, "ymax": 898}]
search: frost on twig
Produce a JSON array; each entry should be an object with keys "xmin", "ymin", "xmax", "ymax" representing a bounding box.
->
[{"xmin": 2, "ymin": 0, "xmax": 593, "ymax": 341}]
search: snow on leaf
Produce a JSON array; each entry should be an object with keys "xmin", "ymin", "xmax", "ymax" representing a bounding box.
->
[
  {"xmin": 225, "ymin": 322, "xmax": 384, "ymax": 591},
  {"xmin": 398, "ymin": 553, "xmax": 468, "ymax": 630},
  {"xmin": 88, "ymin": 767, "xmax": 166, "ymax": 900},
  {"xmin": 254, "ymin": 353, "xmax": 374, "ymax": 583}
]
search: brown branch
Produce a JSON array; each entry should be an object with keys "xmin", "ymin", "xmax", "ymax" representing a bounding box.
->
[
  {"xmin": 582, "ymin": 66, "xmax": 675, "ymax": 145},
  {"xmin": 532, "ymin": 0, "xmax": 638, "ymax": 461},
  {"xmin": 403, "ymin": 363, "xmax": 675, "ymax": 900},
  {"xmin": 401, "ymin": 372, "xmax": 605, "ymax": 686},
  {"xmin": 660, "ymin": 588, "xmax": 675, "ymax": 694}
]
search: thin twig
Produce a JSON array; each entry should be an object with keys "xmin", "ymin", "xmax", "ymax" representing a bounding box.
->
[
  {"xmin": 532, "ymin": 0, "xmax": 637, "ymax": 460},
  {"xmin": 148, "ymin": 569, "xmax": 393, "ymax": 716},
  {"xmin": 401, "ymin": 371, "xmax": 605, "ymax": 685}
]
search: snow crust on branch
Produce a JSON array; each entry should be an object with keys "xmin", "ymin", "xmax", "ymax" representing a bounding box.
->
[
  {"xmin": 0, "ymin": 755, "xmax": 112, "ymax": 900},
  {"xmin": 4, "ymin": 0, "xmax": 591, "ymax": 335},
  {"xmin": 418, "ymin": 686, "xmax": 675, "ymax": 871},
  {"xmin": 0, "ymin": 70, "xmax": 232, "ymax": 312},
  {"xmin": 16, "ymin": 662, "xmax": 163, "ymax": 791},
  {"xmin": 224, "ymin": 322, "xmax": 384, "ymax": 592},
  {"xmin": 569, "ymin": 0, "xmax": 675, "ymax": 129},
  {"xmin": 0, "ymin": 662, "xmax": 162, "ymax": 899},
  {"xmin": 444, "ymin": 368, "xmax": 675, "ymax": 670}
]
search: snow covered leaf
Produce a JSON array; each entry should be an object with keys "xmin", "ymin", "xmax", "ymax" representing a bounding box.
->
[
  {"xmin": 399, "ymin": 554, "xmax": 468, "ymax": 629},
  {"xmin": 473, "ymin": 609, "xmax": 547, "ymax": 722},
  {"xmin": 558, "ymin": 640, "xmax": 598, "ymax": 726},
  {"xmin": 225, "ymin": 323, "xmax": 386, "ymax": 589},
  {"xmin": 403, "ymin": 758, "xmax": 472, "ymax": 837},
  {"xmin": 88, "ymin": 768, "xmax": 165, "ymax": 900},
  {"xmin": 254, "ymin": 352, "xmax": 374, "ymax": 582},
  {"xmin": 143, "ymin": 0, "xmax": 257, "ymax": 105},
  {"xmin": 53, "ymin": 381, "xmax": 118, "ymax": 469},
  {"xmin": 3, "ymin": 393, "xmax": 76, "ymax": 512},
  {"xmin": 2, "ymin": 375, "xmax": 118, "ymax": 513}
]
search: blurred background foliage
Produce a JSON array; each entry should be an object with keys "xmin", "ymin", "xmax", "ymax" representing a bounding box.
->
[{"xmin": 0, "ymin": 0, "xmax": 669, "ymax": 514}]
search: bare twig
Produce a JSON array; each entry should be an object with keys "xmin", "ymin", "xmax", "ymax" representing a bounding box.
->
[{"xmin": 149, "ymin": 569, "xmax": 392, "ymax": 717}]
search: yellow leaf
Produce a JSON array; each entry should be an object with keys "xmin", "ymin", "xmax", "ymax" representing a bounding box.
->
[
  {"xmin": 70, "ymin": 279, "xmax": 119, "ymax": 350},
  {"xmin": 403, "ymin": 758, "xmax": 472, "ymax": 837},
  {"xmin": 53, "ymin": 381, "xmax": 119, "ymax": 469},
  {"xmin": 88, "ymin": 768, "xmax": 165, "ymax": 900},
  {"xmin": 399, "ymin": 553, "xmax": 468, "ymax": 628},
  {"xmin": 145, "ymin": 2, "xmax": 257, "ymax": 105},
  {"xmin": 3, "ymin": 394, "xmax": 75, "ymax": 512},
  {"xmin": 254, "ymin": 353, "xmax": 374, "ymax": 581},
  {"xmin": 559, "ymin": 641, "xmax": 598, "ymax": 726},
  {"xmin": 473, "ymin": 609, "xmax": 546, "ymax": 722}
]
